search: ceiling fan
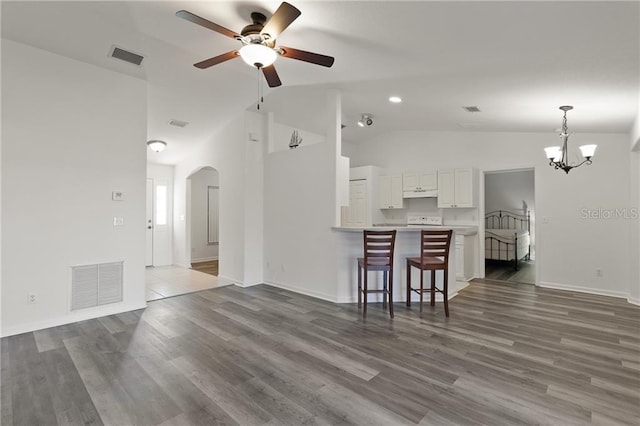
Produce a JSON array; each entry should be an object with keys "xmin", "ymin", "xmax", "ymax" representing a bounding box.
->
[{"xmin": 176, "ymin": 2, "xmax": 335, "ymax": 88}]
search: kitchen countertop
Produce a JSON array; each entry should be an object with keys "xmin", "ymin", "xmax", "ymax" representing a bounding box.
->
[{"xmin": 333, "ymin": 225, "xmax": 478, "ymax": 236}]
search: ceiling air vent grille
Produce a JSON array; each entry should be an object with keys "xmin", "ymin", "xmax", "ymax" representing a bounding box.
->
[
  {"xmin": 168, "ymin": 119, "xmax": 189, "ymax": 128},
  {"xmin": 463, "ymin": 106, "xmax": 481, "ymax": 113},
  {"xmin": 110, "ymin": 46, "xmax": 144, "ymax": 66}
]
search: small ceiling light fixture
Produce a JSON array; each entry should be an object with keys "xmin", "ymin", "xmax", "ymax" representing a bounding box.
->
[
  {"xmin": 545, "ymin": 106, "xmax": 596, "ymax": 174},
  {"xmin": 389, "ymin": 96, "xmax": 402, "ymax": 103},
  {"xmin": 238, "ymin": 43, "xmax": 278, "ymax": 68},
  {"xmin": 357, "ymin": 113, "xmax": 374, "ymax": 128},
  {"xmin": 147, "ymin": 140, "xmax": 167, "ymax": 153}
]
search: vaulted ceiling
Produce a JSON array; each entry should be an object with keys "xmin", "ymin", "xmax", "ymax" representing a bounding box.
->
[{"xmin": 2, "ymin": 1, "xmax": 639, "ymax": 164}]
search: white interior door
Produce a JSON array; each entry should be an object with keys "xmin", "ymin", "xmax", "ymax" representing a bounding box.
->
[{"xmin": 146, "ymin": 178, "xmax": 153, "ymax": 266}]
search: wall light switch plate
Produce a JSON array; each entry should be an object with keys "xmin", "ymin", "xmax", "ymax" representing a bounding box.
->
[
  {"xmin": 112, "ymin": 191, "xmax": 125, "ymax": 201},
  {"xmin": 113, "ymin": 217, "xmax": 124, "ymax": 226}
]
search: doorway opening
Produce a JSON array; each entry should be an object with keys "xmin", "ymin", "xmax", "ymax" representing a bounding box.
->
[
  {"xmin": 483, "ymin": 168, "xmax": 535, "ymax": 285},
  {"xmin": 187, "ymin": 166, "xmax": 219, "ymax": 277}
]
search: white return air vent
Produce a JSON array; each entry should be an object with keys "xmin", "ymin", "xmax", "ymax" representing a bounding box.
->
[
  {"xmin": 71, "ymin": 261, "xmax": 123, "ymax": 311},
  {"xmin": 109, "ymin": 45, "xmax": 144, "ymax": 66}
]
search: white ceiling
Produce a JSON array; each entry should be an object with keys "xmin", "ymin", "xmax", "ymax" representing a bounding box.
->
[{"xmin": 2, "ymin": 1, "xmax": 639, "ymax": 165}]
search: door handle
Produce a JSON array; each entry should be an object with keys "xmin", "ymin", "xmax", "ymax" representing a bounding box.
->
[{"xmin": 147, "ymin": 226, "xmax": 152, "ymax": 229}]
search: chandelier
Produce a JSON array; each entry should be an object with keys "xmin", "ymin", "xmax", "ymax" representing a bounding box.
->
[{"xmin": 544, "ymin": 106, "xmax": 596, "ymax": 174}]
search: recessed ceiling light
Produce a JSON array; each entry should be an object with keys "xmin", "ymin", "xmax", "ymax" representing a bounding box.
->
[{"xmin": 389, "ymin": 96, "xmax": 402, "ymax": 103}]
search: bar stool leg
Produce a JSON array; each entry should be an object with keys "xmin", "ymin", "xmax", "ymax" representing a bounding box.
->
[
  {"xmin": 443, "ymin": 269, "xmax": 449, "ymax": 317},
  {"xmin": 406, "ymin": 261, "xmax": 411, "ymax": 307},
  {"xmin": 363, "ymin": 269, "xmax": 368, "ymax": 316},
  {"xmin": 382, "ymin": 270, "xmax": 388, "ymax": 309},
  {"xmin": 388, "ymin": 268, "xmax": 394, "ymax": 318},
  {"xmin": 357, "ymin": 264, "xmax": 362, "ymax": 309},
  {"xmin": 430, "ymin": 269, "xmax": 436, "ymax": 306},
  {"xmin": 419, "ymin": 267, "xmax": 424, "ymax": 312}
]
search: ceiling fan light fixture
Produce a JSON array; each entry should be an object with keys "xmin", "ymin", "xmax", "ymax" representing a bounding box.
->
[
  {"xmin": 239, "ymin": 44, "xmax": 277, "ymax": 68},
  {"xmin": 147, "ymin": 140, "xmax": 167, "ymax": 152}
]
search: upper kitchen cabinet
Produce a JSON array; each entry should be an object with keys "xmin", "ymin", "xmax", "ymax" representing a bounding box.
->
[
  {"xmin": 437, "ymin": 168, "xmax": 477, "ymax": 208},
  {"xmin": 402, "ymin": 171, "xmax": 437, "ymax": 192},
  {"xmin": 378, "ymin": 174, "xmax": 405, "ymax": 209}
]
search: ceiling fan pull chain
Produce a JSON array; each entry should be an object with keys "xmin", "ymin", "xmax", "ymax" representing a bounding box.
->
[{"xmin": 256, "ymin": 67, "xmax": 261, "ymax": 110}]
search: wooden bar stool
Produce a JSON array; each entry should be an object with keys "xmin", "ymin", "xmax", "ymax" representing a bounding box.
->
[
  {"xmin": 406, "ymin": 230, "xmax": 453, "ymax": 317},
  {"xmin": 357, "ymin": 230, "xmax": 397, "ymax": 318}
]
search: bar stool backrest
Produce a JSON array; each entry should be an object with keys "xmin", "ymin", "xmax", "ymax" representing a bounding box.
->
[
  {"xmin": 363, "ymin": 230, "xmax": 397, "ymax": 266},
  {"xmin": 420, "ymin": 230, "xmax": 452, "ymax": 264}
]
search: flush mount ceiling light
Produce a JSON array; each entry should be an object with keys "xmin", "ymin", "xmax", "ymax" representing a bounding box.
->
[
  {"xmin": 544, "ymin": 106, "xmax": 596, "ymax": 174},
  {"xmin": 357, "ymin": 113, "xmax": 374, "ymax": 128},
  {"xmin": 147, "ymin": 140, "xmax": 167, "ymax": 153},
  {"xmin": 389, "ymin": 96, "xmax": 402, "ymax": 103}
]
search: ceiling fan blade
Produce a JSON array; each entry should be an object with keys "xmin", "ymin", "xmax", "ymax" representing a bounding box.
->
[
  {"xmin": 279, "ymin": 46, "xmax": 335, "ymax": 68},
  {"xmin": 262, "ymin": 65, "xmax": 282, "ymax": 87},
  {"xmin": 194, "ymin": 51, "xmax": 239, "ymax": 69},
  {"xmin": 176, "ymin": 10, "xmax": 240, "ymax": 39},
  {"xmin": 260, "ymin": 2, "xmax": 301, "ymax": 41}
]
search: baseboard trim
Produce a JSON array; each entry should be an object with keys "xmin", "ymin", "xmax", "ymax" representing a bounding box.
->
[
  {"xmin": 627, "ymin": 296, "xmax": 640, "ymax": 306},
  {"xmin": 217, "ymin": 275, "xmax": 240, "ymax": 287},
  {"xmin": 1, "ymin": 301, "xmax": 148, "ymax": 338},
  {"xmin": 264, "ymin": 281, "xmax": 464, "ymax": 305},
  {"xmin": 264, "ymin": 280, "xmax": 339, "ymax": 303},
  {"xmin": 537, "ymin": 281, "xmax": 631, "ymax": 301},
  {"xmin": 191, "ymin": 256, "xmax": 219, "ymax": 263}
]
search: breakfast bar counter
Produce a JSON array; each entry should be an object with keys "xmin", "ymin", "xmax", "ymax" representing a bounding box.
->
[{"xmin": 332, "ymin": 225, "xmax": 477, "ymax": 305}]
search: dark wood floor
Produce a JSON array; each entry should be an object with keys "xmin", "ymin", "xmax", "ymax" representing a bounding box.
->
[
  {"xmin": 2, "ymin": 280, "xmax": 639, "ymax": 425},
  {"xmin": 485, "ymin": 259, "xmax": 535, "ymax": 284},
  {"xmin": 191, "ymin": 260, "xmax": 218, "ymax": 277}
]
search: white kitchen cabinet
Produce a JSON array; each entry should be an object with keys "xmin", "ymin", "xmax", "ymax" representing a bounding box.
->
[
  {"xmin": 455, "ymin": 234, "xmax": 475, "ymax": 281},
  {"xmin": 342, "ymin": 179, "xmax": 367, "ymax": 227},
  {"xmin": 378, "ymin": 174, "xmax": 405, "ymax": 209},
  {"xmin": 438, "ymin": 168, "xmax": 477, "ymax": 208},
  {"xmin": 402, "ymin": 171, "xmax": 437, "ymax": 192}
]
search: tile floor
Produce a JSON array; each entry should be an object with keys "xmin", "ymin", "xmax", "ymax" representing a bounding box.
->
[{"xmin": 145, "ymin": 265, "xmax": 225, "ymax": 301}]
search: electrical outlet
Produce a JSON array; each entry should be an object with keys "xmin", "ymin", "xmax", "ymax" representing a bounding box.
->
[
  {"xmin": 596, "ymin": 268, "xmax": 603, "ymax": 277},
  {"xmin": 28, "ymin": 293, "xmax": 37, "ymax": 304}
]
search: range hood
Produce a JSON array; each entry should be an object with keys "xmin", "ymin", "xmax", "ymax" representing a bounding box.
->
[{"xmin": 403, "ymin": 189, "xmax": 438, "ymax": 198}]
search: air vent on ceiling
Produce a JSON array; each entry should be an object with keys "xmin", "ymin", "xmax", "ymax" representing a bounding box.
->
[
  {"xmin": 463, "ymin": 106, "xmax": 481, "ymax": 113},
  {"xmin": 109, "ymin": 46, "xmax": 144, "ymax": 66},
  {"xmin": 168, "ymin": 119, "xmax": 189, "ymax": 128}
]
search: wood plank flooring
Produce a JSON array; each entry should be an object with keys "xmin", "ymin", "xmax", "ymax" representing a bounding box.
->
[
  {"xmin": 2, "ymin": 279, "xmax": 639, "ymax": 425},
  {"xmin": 485, "ymin": 259, "xmax": 535, "ymax": 284},
  {"xmin": 191, "ymin": 260, "xmax": 219, "ymax": 277}
]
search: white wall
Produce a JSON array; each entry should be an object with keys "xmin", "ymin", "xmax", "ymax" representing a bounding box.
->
[
  {"xmin": 629, "ymin": 151, "xmax": 640, "ymax": 304},
  {"xmin": 188, "ymin": 167, "xmax": 219, "ymax": 262},
  {"xmin": 1, "ymin": 40, "xmax": 147, "ymax": 336},
  {"xmin": 271, "ymin": 122, "xmax": 325, "ymax": 153},
  {"xmin": 349, "ymin": 130, "xmax": 635, "ymax": 301},
  {"xmin": 147, "ymin": 163, "xmax": 174, "ymax": 266},
  {"xmin": 173, "ymin": 111, "xmax": 263, "ymax": 287},
  {"xmin": 262, "ymin": 91, "xmax": 343, "ymax": 301}
]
